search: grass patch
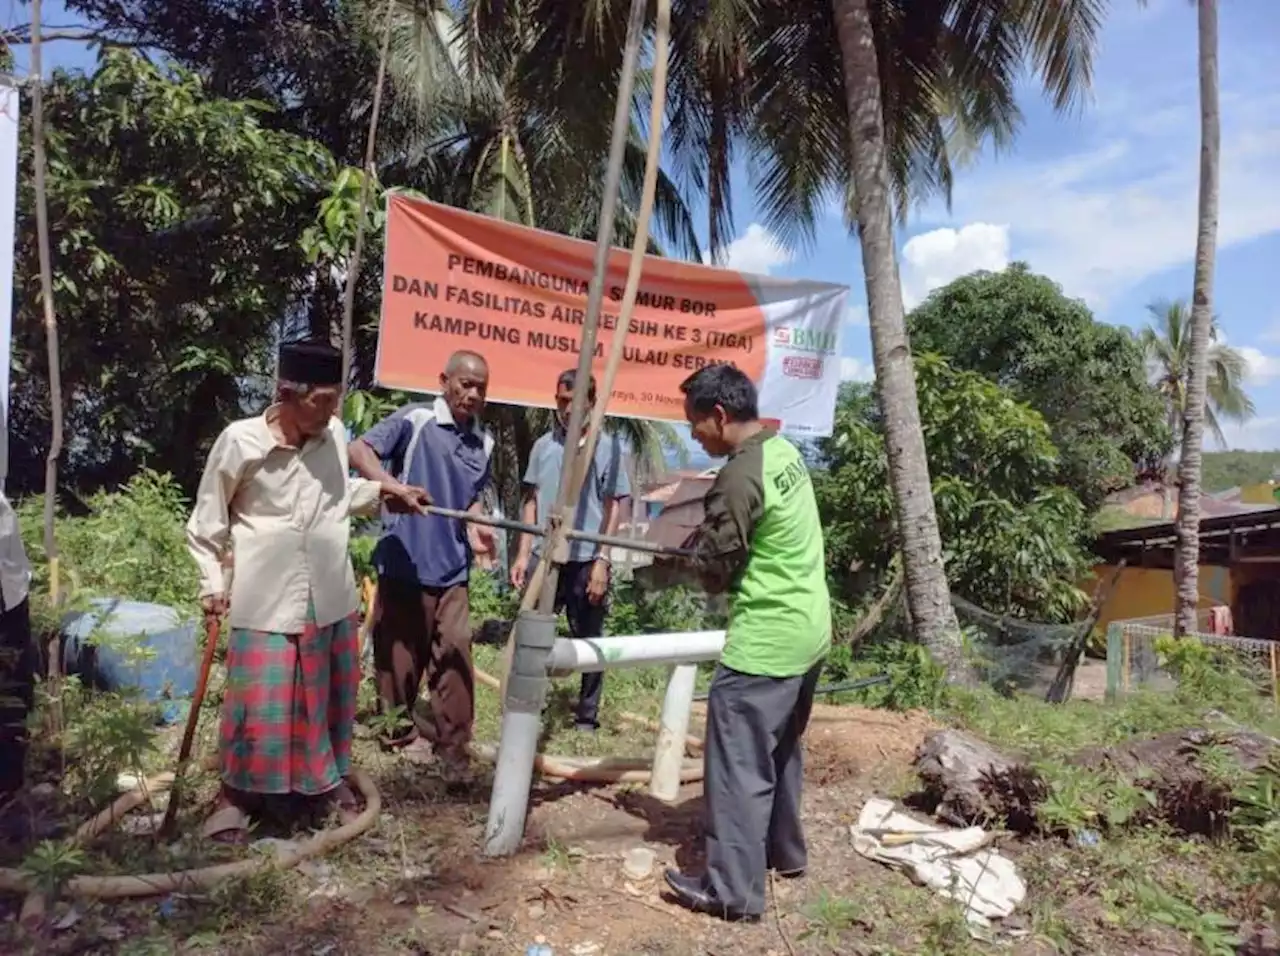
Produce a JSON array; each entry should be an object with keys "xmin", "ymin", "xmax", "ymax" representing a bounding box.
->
[
  {"xmin": 4, "ymin": 471, "xmax": 1277, "ymax": 954},
  {"xmin": 470, "ymin": 643, "xmax": 687, "ymax": 760}
]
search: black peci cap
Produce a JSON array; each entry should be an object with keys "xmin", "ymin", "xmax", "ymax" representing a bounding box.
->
[{"xmin": 278, "ymin": 340, "xmax": 342, "ymax": 386}]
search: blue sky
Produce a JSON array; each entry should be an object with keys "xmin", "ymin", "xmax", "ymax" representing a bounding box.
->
[
  {"xmin": 707, "ymin": 0, "xmax": 1280, "ymax": 453},
  {"xmin": 13, "ymin": 1, "xmax": 1280, "ymax": 465}
]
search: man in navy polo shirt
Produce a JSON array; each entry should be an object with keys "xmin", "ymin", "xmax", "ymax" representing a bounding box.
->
[
  {"xmin": 349, "ymin": 350, "xmax": 495, "ymax": 772},
  {"xmin": 510, "ymin": 369, "xmax": 631, "ymax": 731}
]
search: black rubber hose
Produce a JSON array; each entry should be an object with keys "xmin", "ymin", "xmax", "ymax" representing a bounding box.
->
[{"xmin": 693, "ymin": 673, "xmax": 889, "ymax": 702}]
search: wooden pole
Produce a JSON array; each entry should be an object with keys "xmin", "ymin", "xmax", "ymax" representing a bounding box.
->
[
  {"xmin": 1270, "ymin": 641, "xmax": 1277, "ymax": 706},
  {"xmin": 30, "ymin": 1, "xmax": 63, "ymax": 590},
  {"xmin": 159, "ymin": 615, "xmax": 222, "ymax": 838},
  {"xmin": 30, "ymin": 0, "xmax": 66, "ymax": 739},
  {"xmin": 564, "ymin": 0, "xmax": 674, "ymax": 527},
  {"xmin": 339, "ymin": 0, "xmax": 396, "ymax": 386},
  {"xmin": 496, "ymin": 0, "xmax": 649, "ymax": 701},
  {"xmin": 1046, "ymin": 559, "xmax": 1127, "ymax": 704}
]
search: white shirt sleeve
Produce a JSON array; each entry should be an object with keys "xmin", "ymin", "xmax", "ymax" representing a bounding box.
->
[
  {"xmin": 186, "ymin": 427, "xmax": 244, "ymax": 599},
  {"xmin": 346, "ymin": 477, "xmax": 383, "ymax": 518}
]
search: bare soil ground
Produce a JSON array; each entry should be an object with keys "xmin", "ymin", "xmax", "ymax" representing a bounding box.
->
[{"xmin": 0, "ymin": 694, "xmax": 1224, "ymax": 956}]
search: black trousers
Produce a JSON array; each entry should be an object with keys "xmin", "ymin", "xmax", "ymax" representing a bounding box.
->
[
  {"xmin": 702, "ymin": 661, "xmax": 822, "ymax": 916},
  {"xmin": 529, "ymin": 557, "xmax": 609, "ymax": 728},
  {"xmin": 554, "ymin": 560, "xmax": 609, "ymax": 728},
  {"xmin": 0, "ymin": 597, "xmax": 35, "ymax": 795}
]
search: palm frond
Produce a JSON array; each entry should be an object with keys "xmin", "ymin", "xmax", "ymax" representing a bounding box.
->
[
  {"xmin": 1009, "ymin": 0, "xmax": 1107, "ymax": 113},
  {"xmin": 376, "ymin": 0, "xmax": 465, "ymax": 132},
  {"xmin": 470, "ymin": 131, "xmax": 536, "ymax": 224},
  {"xmin": 1142, "ymin": 297, "xmax": 1256, "ymax": 444}
]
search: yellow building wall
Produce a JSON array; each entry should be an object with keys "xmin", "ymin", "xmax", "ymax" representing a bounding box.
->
[
  {"xmin": 1239, "ymin": 482, "xmax": 1280, "ymax": 505},
  {"xmin": 1091, "ymin": 564, "xmax": 1234, "ymax": 632}
]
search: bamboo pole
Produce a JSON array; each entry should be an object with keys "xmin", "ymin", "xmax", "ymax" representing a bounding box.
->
[
  {"xmin": 496, "ymin": 0, "xmax": 650, "ymax": 700},
  {"xmin": 482, "ymin": 0, "xmax": 673, "ymax": 854},
  {"xmin": 29, "ymin": 0, "xmax": 65, "ymax": 741},
  {"xmin": 564, "ymin": 0, "xmax": 673, "ymax": 539},
  {"xmin": 338, "ymin": 0, "xmax": 396, "ymax": 386}
]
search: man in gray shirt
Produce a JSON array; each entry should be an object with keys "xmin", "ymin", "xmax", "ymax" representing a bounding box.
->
[{"xmin": 510, "ymin": 369, "xmax": 631, "ymax": 731}]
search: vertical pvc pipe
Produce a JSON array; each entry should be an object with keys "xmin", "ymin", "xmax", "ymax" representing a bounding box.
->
[
  {"xmin": 484, "ymin": 611, "xmax": 557, "ymax": 857},
  {"xmin": 650, "ymin": 664, "xmax": 698, "ymax": 802}
]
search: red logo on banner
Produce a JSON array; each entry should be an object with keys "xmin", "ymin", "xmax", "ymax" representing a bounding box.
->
[{"xmin": 783, "ymin": 356, "xmax": 823, "ymax": 380}]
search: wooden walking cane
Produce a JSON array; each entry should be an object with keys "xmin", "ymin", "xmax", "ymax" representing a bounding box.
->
[{"xmin": 160, "ymin": 612, "xmax": 222, "ymax": 838}]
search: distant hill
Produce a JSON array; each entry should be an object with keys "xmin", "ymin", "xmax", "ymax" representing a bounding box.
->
[
  {"xmin": 1202, "ymin": 451, "xmax": 1280, "ymax": 492},
  {"xmin": 668, "ymin": 447, "xmax": 1280, "ymax": 498}
]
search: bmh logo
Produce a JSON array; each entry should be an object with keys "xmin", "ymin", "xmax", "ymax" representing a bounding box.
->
[{"xmin": 772, "ymin": 326, "xmax": 836, "ymax": 354}]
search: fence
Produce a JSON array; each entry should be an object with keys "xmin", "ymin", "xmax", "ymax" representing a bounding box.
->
[{"xmin": 1105, "ymin": 614, "xmax": 1280, "ymax": 703}]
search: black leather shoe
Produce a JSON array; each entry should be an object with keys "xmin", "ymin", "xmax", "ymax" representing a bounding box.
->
[{"xmin": 662, "ymin": 869, "xmax": 761, "ymax": 923}]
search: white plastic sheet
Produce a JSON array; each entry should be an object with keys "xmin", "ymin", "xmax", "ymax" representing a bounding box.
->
[{"xmin": 851, "ymin": 797, "xmax": 1026, "ymax": 927}]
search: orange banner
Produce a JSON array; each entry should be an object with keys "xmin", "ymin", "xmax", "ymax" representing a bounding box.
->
[{"xmin": 376, "ymin": 196, "xmax": 848, "ymax": 434}]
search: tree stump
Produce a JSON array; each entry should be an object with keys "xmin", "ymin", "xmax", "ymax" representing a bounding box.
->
[{"xmin": 914, "ymin": 729, "xmax": 1025, "ymax": 827}]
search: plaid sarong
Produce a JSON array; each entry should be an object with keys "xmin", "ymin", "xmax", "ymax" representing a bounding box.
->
[{"xmin": 218, "ymin": 606, "xmax": 359, "ymax": 797}]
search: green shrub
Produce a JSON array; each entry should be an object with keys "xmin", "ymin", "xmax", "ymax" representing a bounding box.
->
[{"xmin": 17, "ymin": 470, "xmax": 199, "ymax": 633}]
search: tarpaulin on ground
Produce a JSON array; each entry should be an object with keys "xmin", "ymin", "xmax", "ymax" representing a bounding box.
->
[{"xmin": 375, "ymin": 195, "xmax": 849, "ymax": 438}]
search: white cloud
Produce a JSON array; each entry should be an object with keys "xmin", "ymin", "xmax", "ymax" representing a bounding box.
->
[
  {"xmin": 710, "ymin": 223, "xmax": 792, "ymax": 275},
  {"xmin": 903, "ymin": 85, "xmax": 1280, "ymax": 309},
  {"xmin": 1239, "ymin": 346, "xmax": 1280, "ymax": 385},
  {"xmin": 840, "ymin": 356, "xmax": 875, "ymax": 382},
  {"xmin": 1218, "ymin": 416, "xmax": 1280, "ymax": 452},
  {"xmin": 900, "ymin": 223, "xmax": 1010, "ymax": 309},
  {"xmin": 846, "ymin": 303, "xmax": 868, "ymax": 326}
]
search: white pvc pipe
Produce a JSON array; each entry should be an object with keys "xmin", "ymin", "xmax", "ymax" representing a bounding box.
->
[
  {"xmin": 483, "ymin": 704, "xmax": 542, "ymax": 857},
  {"xmin": 650, "ymin": 663, "xmax": 698, "ymax": 802},
  {"xmin": 546, "ymin": 631, "xmax": 726, "ymax": 676}
]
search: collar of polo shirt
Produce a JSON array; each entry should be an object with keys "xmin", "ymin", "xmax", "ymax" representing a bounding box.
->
[{"xmin": 433, "ymin": 396, "xmax": 484, "ymax": 436}]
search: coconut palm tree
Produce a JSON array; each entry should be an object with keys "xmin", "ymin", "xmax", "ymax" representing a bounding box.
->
[
  {"xmin": 1172, "ymin": 0, "xmax": 1220, "ymax": 638},
  {"xmin": 1141, "ymin": 298, "xmax": 1252, "ymax": 451},
  {"xmin": 373, "ymin": 0, "xmax": 702, "ymax": 255},
  {"xmin": 826, "ymin": 0, "xmax": 1110, "ymax": 682},
  {"xmin": 368, "ymin": 0, "xmax": 694, "ymax": 539},
  {"xmin": 386, "ymin": 1, "xmax": 1107, "ymax": 677},
  {"xmin": 641, "ymin": 0, "xmax": 1101, "ymax": 679}
]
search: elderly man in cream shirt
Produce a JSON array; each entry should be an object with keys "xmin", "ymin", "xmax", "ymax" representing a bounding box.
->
[
  {"xmin": 0, "ymin": 484, "xmax": 33, "ymax": 798},
  {"xmin": 187, "ymin": 340, "xmax": 429, "ymax": 843}
]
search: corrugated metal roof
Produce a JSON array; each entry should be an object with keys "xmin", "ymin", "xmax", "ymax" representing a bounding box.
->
[{"xmin": 644, "ymin": 476, "xmax": 717, "ymax": 549}]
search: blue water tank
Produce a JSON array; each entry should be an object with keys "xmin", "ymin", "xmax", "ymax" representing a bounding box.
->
[{"xmin": 60, "ymin": 598, "xmax": 201, "ymax": 725}]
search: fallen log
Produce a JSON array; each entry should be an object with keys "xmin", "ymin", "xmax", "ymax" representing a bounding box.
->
[
  {"xmin": 1073, "ymin": 727, "xmax": 1279, "ymax": 835},
  {"xmin": 913, "ymin": 726, "xmax": 1280, "ymax": 837},
  {"xmin": 1074, "ymin": 727, "xmax": 1277, "ymax": 777}
]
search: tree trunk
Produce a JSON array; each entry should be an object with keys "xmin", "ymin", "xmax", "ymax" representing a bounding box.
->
[
  {"xmin": 831, "ymin": 0, "xmax": 969, "ymax": 682},
  {"xmin": 339, "ymin": 0, "xmax": 395, "ymax": 385},
  {"xmin": 1173, "ymin": 0, "xmax": 1220, "ymax": 639}
]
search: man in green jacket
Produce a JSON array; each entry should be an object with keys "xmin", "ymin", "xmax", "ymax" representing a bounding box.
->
[{"xmin": 661, "ymin": 363, "xmax": 831, "ymax": 923}]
